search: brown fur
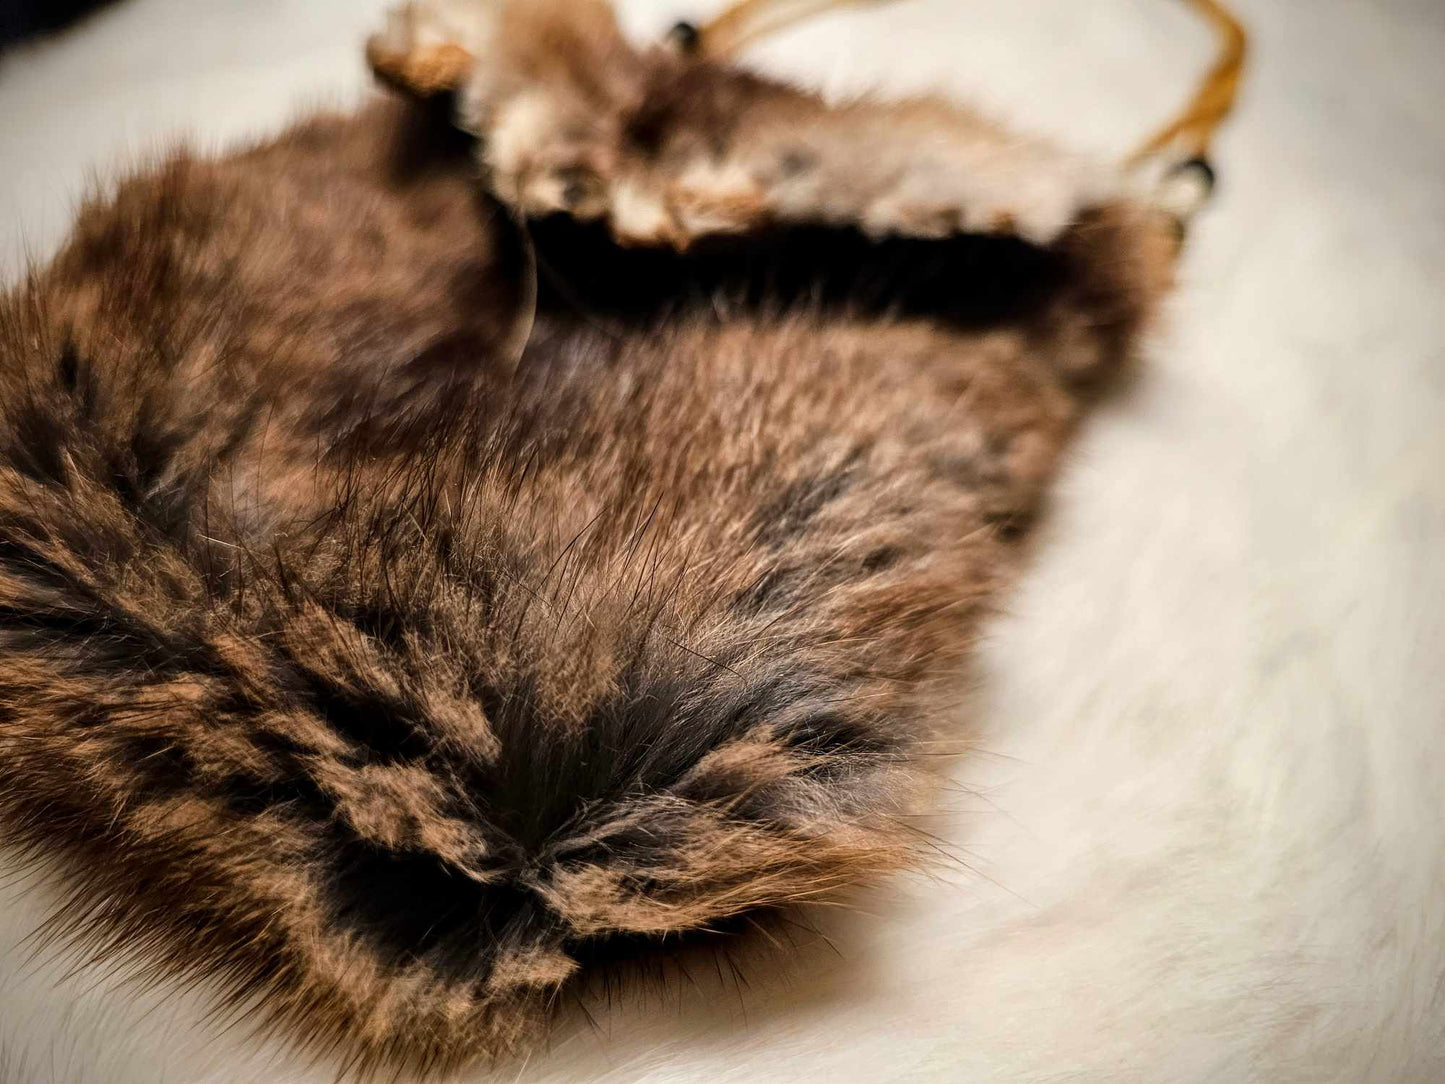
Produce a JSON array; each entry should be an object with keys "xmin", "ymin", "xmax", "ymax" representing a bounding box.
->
[
  {"xmin": 0, "ymin": 2, "xmax": 1175, "ymax": 1077},
  {"xmin": 373, "ymin": 0, "xmax": 1109, "ymax": 247}
]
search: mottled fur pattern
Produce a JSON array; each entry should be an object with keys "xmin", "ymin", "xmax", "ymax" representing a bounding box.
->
[
  {"xmin": 0, "ymin": 1, "xmax": 1174, "ymax": 1077},
  {"xmin": 370, "ymin": 0, "xmax": 1109, "ymax": 246}
]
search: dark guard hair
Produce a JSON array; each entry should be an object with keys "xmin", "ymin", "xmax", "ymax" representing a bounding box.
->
[{"xmin": 0, "ymin": 4, "xmax": 1177, "ymax": 1077}]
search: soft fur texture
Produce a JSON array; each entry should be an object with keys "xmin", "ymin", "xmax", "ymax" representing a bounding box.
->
[
  {"xmin": 369, "ymin": 0, "xmax": 1109, "ymax": 246},
  {"xmin": 2, "ymin": 1, "xmax": 1443, "ymax": 1083},
  {"xmin": 0, "ymin": 0, "xmax": 1174, "ymax": 1075}
]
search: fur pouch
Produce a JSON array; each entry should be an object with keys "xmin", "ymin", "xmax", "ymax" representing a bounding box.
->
[{"xmin": 0, "ymin": 0, "xmax": 1228, "ymax": 1075}]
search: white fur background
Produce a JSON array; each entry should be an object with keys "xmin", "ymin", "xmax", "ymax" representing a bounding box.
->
[{"xmin": 2, "ymin": 1, "xmax": 1443, "ymax": 1081}]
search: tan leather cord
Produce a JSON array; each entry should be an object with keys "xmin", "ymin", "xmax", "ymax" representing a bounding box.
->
[
  {"xmin": 1127, "ymin": 0, "xmax": 1248, "ymax": 166},
  {"xmin": 693, "ymin": 0, "xmax": 890, "ymax": 59},
  {"xmin": 692, "ymin": 0, "xmax": 1248, "ymax": 172}
]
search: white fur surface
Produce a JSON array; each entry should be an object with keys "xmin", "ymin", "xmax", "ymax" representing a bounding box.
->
[{"xmin": 2, "ymin": 1, "xmax": 1443, "ymax": 1081}]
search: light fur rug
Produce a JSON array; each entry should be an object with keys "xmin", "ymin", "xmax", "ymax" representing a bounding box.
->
[{"xmin": 1, "ymin": 0, "xmax": 1442, "ymax": 1080}]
